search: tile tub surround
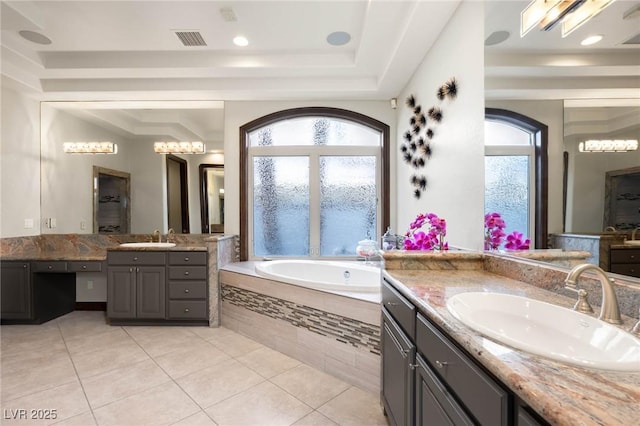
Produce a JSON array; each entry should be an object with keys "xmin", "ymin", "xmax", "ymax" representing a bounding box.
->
[
  {"xmin": 384, "ymin": 263, "xmax": 640, "ymax": 425},
  {"xmin": 219, "ymin": 262, "xmax": 381, "ymax": 393}
]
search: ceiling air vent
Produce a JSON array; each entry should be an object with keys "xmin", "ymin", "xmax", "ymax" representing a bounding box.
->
[{"xmin": 175, "ymin": 31, "xmax": 207, "ymax": 47}]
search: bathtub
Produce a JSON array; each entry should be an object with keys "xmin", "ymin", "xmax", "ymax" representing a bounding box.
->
[{"xmin": 254, "ymin": 260, "xmax": 381, "ymax": 293}]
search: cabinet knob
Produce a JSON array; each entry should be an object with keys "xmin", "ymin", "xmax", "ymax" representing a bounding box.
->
[
  {"xmin": 82, "ymin": 265, "xmax": 87, "ymax": 269},
  {"xmin": 409, "ymin": 363, "xmax": 421, "ymax": 371},
  {"xmin": 133, "ymin": 256, "xmax": 138, "ymax": 261},
  {"xmin": 184, "ymin": 257, "xmax": 190, "ymax": 262},
  {"xmin": 23, "ymin": 264, "xmax": 27, "ymax": 268},
  {"xmin": 184, "ymin": 289, "xmax": 190, "ymax": 293},
  {"xmin": 48, "ymin": 265, "xmax": 53, "ymax": 270},
  {"xmin": 184, "ymin": 271, "xmax": 189, "ymax": 276},
  {"xmin": 184, "ymin": 308, "xmax": 190, "ymax": 313},
  {"xmin": 386, "ymin": 302, "xmax": 398, "ymax": 306}
]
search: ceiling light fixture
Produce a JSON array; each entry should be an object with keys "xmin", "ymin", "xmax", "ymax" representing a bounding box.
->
[
  {"xmin": 19, "ymin": 30, "xmax": 52, "ymax": 45},
  {"xmin": 581, "ymin": 34, "xmax": 603, "ymax": 45},
  {"xmin": 154, "ymin": 141, "xmax": 205, "ymax": 154},
  {"xmin": 233, "ymin": 36, "xmax": 249, "ymax": 47},
  {"xmin": 63, "ymin": 142, "xmax": 117, "ymax": 154},
  {"xmin": 578, "ymin": 139, "xmax": 639, "ymax": 152},
  {"xmin": 520, "ymin": 0, "xmax": 615, "ymax": 38}
]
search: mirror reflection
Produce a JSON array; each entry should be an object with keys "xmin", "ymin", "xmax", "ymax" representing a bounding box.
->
[
  {"xmin": 40, "ymin": 101, "xmax": 225, "ymax": 234},
  {"xmin": 199, "ymin": 165, "xmax": 225, "ymax": 233},
  {"xmin": 563, "ymin": 100, "xmax": 640, "ymax": 234}
]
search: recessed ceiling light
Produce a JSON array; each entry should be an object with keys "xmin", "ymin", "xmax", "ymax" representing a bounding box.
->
[
  {"xmin": 581, "ymin": 34, "xmax": 603, "ymax": 46},
  {"xmin": 19, "ymin": 30, "xmax": 52, "ymax": 45},
  {"xmin": 326, "ymin": 31, "xmax": 351, "ymax": 46},
  {"xmin": 233, "ymin": 36, "xmax": 249, "ymax": 47}
]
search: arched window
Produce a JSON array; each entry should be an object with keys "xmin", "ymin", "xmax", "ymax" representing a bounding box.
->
[
  {"xmin": 240, "ymin": 107, "xmax": 390, "ymax": 260},
  {"xmin": 485, "ymin": 108, "xmax": 548, "ymax": 248}
]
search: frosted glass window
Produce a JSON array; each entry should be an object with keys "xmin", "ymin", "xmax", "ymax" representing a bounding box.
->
[
  {"xmin": 249, "ymin": 117, "xmax": 380, "ymax": 147},
  {"xmin": 253, "ymin": 156, "xmax": 309, "ymax": 256},
  {"xmin": 320, "ymin": 156, "xmax": 377, "ymax": 256},
  {"xmin": 485, "ymin": 120, "xmax": 531, "ymax": 146},
  {"xmin": 485, "ymin": 156, "xmax": 530, "ymax": 239}
]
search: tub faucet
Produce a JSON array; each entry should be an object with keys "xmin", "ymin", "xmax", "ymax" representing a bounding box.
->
[
  {"xmin": 564, "ymin": 263, "xmax": 622, "ymax": 324},
  {"xmin": 153, "ymin": 229, "xmax": 161, "ymax": 243}
]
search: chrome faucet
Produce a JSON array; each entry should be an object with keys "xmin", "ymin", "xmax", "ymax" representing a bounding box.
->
[
  {"xmin": 564, "ymin": 263, "xmax": 622, "ymax": 324},
  {"xmin": 604, "ymin": 226, "xmax": 616, "ymax": 232},
  {"xmin": 167, "ymin": 228, "xmax": 175, "ymax": 242},
  {"xmin": 153, "ymin": 229, "xmax": 161, "ymax": 243}
]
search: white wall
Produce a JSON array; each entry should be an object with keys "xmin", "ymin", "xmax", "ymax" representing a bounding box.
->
[
  {"xmin": 395, "ymin": 2, "xmax": 485, "ymax": 251},
  {"xmin": 485, "ymin": 100, "xmax": 565, "ymax": 235},
  {"xmin": 223, "ymin": 100, "xmax": 397, "ymax": 238},
  {"xmin": 1, "ymin": 86, "xmax": 41, "ymax": 238}
]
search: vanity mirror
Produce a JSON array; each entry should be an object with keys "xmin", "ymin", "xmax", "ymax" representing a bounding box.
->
[
  {"xmin": 40, "ymin": 100, "xmax": 225, "ymax": 234},
  {"xmin": 563, "ymin": 99, "xmax": 640, "ymax": 234}
]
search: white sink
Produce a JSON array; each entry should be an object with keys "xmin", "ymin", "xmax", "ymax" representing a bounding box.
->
[
  {"xmin": 119, "ymin": 242, "xmax": 176, "ymax": 248},
  {"xmin": 624, "ymin": 240, "xmax": 640, "ymax": 246},
  {"xmin": 446, "ymin": 292, "xmax": 640, "ymax": 371}
]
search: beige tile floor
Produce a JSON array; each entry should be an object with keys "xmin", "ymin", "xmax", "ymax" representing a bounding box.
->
[{"xmin": 0, "ymin": 311, "xmax": 387, "ymax": 426}]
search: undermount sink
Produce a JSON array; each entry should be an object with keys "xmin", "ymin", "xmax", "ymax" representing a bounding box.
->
[
  {"xmin": 624, "ymin": 240, "xmax": 640, "ymax": 246},
  {"xmin": 446, "ymin": 292, "xmax": 640, "ymax": 371},
  {"xmin": 119, "ymin": 242, "xmax": 176, "ymax": 248}
]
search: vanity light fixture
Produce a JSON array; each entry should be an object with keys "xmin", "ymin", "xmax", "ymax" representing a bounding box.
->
[
  {"xmin": 154, "ymin": 141, "xmax": 205, "ymax": 154},
  {"xmin": 521, "ymin": 0, "xmax": 615, "ymax": 38},
  {"xmin": 63, "ymin": 142, "xmax": 117, "ymax": 154},
  {"xmin": 578, "ymin": 139, "xmax": 639, "ymax": 152}
]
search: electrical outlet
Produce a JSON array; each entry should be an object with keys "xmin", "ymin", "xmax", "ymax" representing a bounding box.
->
[
  {"xmin": 51, "ymin": 218, "xmax": 57, "ymax": 228},
  {"xmin": 87, "ymin": 280, "xmax": 93, "ymax": 290},
  {"xmin": 24, "ymin": 219, "xmax": 34, "ymax": 229},
  {"xmin": 80, "ymin": 221, "xmax": 86, "ymax": 230}
]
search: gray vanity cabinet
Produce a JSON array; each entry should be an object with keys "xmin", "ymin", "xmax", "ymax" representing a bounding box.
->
[
  {"xmin": 382, "ymin": 278, "xmax": 546, "ymax": 426},
  {"xmin": 167, "ymin": 252, "xmax": 208, "ymax": 320},
  {"xmin": 0, "ymin": 261, "xmax": 32, "ymax": 320},
  {"xmin": 107, "ymin": 252, "xmax": 166, "ymax": 319}
]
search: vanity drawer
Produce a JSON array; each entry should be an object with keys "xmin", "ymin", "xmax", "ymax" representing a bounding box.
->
[
  {"xmin": 168, "ymin": 266, "xmax": 207, "ymax": 280},
  {"xmin": 168, "ymin": 252, "xmax": 207, "ymax": 266},
  {"xmin": 168, "ymin": 300, "xmax": 207, "ymax": 319},
  {"xmin": 168, "ymin": 281, "xmax": 207, "ymax": 299},
  {"xmin": 108, "ymin": 251, "xmax": 166, "ymax": 265},
  {"xmin": 416, "ymin": 313, "xmax": 508, "ymax": 426},
  {"xmin": 610, "ymin": 264, "xmax": 640, "ymax": 278},
  {"xmin": 382, "ymin": 279, "xmax": 415, "ymax": 339},
  {"xmin": 68, "ymin": 261, "xmax": 103, "ymax": 272},
  {"xmin": 610, "ymin": 249, "xmax": 640, "ymax": 264},
  {"xmin": 33, "ymin": 261, "xmax": 68, "ymax": 273}
]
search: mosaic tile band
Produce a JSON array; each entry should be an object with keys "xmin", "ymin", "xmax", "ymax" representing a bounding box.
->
[{"xmin": 221, "ymin": 284, "xmax": 381, "ymax": 355}]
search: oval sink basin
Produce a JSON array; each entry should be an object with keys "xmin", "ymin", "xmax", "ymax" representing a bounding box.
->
[
  {"xmin": 624, "ymin": 240, "xmax": 640, "ymax": 246},
  {"xmin": 446, "ymin": 292, "xmax": 640, "ymax": 371},
  {"xmin": 119, "ymin": 242, "xmax": 176, "ymax": 248}
]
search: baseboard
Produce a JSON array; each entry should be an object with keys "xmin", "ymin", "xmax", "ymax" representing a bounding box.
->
[{"xmin": 75, "ymin": 302, "xmax": 107, "ymax": 311}]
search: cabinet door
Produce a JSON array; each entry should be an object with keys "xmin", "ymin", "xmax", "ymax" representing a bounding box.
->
[
  {"xmin": 382, "ymin": 308, "xmax": 415, "ymax": 426},
  {"xmin": 0, "ymin": 262, "xmax": 32, "ymax": 319},
  {"xmin": 136, "ymin": 266, "xmax": 166, "ymax": 319},
  {"xmin": 107, "ymin": 266, "xmax": 135, "ymax": 318},
  {"xmin": 415, "ymin": 354, "xmax": 474, "ymax": 426}
]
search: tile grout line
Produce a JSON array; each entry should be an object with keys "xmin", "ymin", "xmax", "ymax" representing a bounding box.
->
[{"xmin": 54, "ymin": 318, "xmax": 100, "ymax": 426}]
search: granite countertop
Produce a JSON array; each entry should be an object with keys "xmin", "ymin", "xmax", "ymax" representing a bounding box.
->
[{"xmin": 383, "ymin": 268, "xmax": 640, "ymax": 426}]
